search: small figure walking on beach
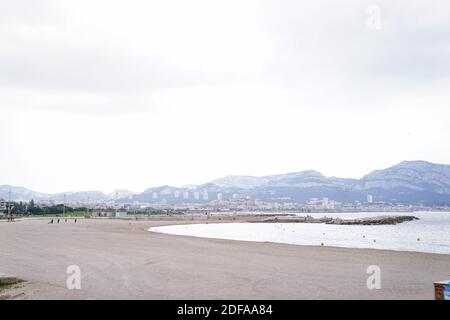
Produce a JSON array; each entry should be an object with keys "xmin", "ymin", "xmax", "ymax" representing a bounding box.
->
[
  {"xmin": 57, "ymin": 218, "xmax": 60, "ymax": 224},
  {"xmin": 74, "ymin": 219, "xmax": 77, "ymax": 223}
]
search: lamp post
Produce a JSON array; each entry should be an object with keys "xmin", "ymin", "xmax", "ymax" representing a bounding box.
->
[
  {"xmin": 63, "ymin": 194, "xmax": 66, "ymax": 217},
  {"xmin": 8, "ymin": 189, "xmax": 11, "ymax": 217},
  {"xmin": 87, "ymin": 196, "xmax": 90, "ymax": 217},
  {"xmin": 7, "ymin": 188, "xmax": 14, "ymax": 222}
]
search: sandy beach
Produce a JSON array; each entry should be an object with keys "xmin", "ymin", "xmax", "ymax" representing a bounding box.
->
[{"xmin": 0, "ymin": 218, "xmax": 449, "ymax": 300}]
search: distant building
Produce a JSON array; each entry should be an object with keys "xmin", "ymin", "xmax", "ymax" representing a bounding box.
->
[
  {"xmin": 152, "ymin": 192, "xmax": 158, "ymax": 200},
  {"xmin": 367, "ymin": 195, "xmax": 374, "ymax": 203},
  {"xmin": 217, "ymin": 193, "xmax": 223, "ymax": 201},
  {"xmin": 96, "ymin": 211, "xmax": 128, "ymax": 218},
  {"xmin": 97, "ymin": 211, "xmax": 114, "ymax": 218},
  {"xmin": 202, "ymin": 191, "xmax": 208, "ymax": 201},
  {"xmin": 0, "ymin": 199, "xmax": 6, "ymax": 216},
  {"xmin": 328, "ymin": 200, "xmax": 336, "ymax": 210},
  {"xmin": 183, "ymin": 191, "xmax": 189, "ymax": 200},
  {"xmin": 115, "ymin": 211, "xmax": 128, "ymax": 218}
]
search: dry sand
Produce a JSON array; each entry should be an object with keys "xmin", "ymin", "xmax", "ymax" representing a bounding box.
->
[{"xmin": 0, "ymin": 218, "xmax": 449, "ymax": 300}]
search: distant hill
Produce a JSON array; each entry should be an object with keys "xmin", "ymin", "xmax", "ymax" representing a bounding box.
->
[
  {"xmin": 132, "ymin": 161, "xmax": 450, "ymax": 205},
  {"xmin": 0, "ymin": 186, "xmax": 134, "ymax": 203},
  {"xmin": 0, "ymin": 185, "xmax": 51, "ymax": 202},
  {"xmin": 355, "ymin": 161, "xmax": 450, "ymax": 204},
  {"xmin": 2, "ymin": 161, "xmax": 450, "ymax": 205}
]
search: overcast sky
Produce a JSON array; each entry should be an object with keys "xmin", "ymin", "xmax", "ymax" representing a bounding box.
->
[{"xmin": 1, "ymin": 0, "xmax": 450, "ymax": 193}]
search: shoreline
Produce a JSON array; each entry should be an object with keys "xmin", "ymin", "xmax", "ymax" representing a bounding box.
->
[
  {"xmin": 148, "ymin": 223, "xmax": 450, "ymax": 256},
  {"xmin": 0, "ymin": 218, "xmax": 449, "ymax": 299}
]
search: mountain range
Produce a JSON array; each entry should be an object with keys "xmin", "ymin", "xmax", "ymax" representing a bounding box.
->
[{"xmin": 2, "ymin": 160, "xmax": 450, "ymax": 205}]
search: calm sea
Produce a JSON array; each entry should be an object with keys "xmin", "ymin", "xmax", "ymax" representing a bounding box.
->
[{"xmin": 149, "ymin": 212, "xmax": 450, "ymax": 254}]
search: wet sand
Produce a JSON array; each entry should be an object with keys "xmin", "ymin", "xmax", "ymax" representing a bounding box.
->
[{"xmin": 0, "ymin": 218, "xmax": 448, "ymax": 299}]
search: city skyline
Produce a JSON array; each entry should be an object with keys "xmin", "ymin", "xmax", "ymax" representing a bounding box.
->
[{"xmin": 2, "ymin": 160, "xmax": 450, "ymax": 208}]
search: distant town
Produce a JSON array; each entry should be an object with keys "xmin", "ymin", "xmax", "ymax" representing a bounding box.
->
[
  {"xmin": 2, "ymin": 192, "xmax": 450, "ymax": 219},
  {"xmin": 2, "ymin": 160, "xmax": 450, "ymax": 218}
]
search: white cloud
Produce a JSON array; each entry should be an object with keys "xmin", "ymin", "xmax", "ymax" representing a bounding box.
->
[{"xmin": 1, "ymin": 0, "xmax": 450, "ymax": 192}]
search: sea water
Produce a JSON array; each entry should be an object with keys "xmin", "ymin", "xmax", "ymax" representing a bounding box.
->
[{"xmin": 149, "ymin": 212, "xmax": 450, "ymax": 254}]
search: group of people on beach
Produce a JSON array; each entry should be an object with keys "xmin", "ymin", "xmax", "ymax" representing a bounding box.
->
[
  {"xmin": 49, "ymin": 218, "xmax": 77, "ymax": 224},
  {"xmin": 6, "ymin": 215, "xmax": 15, "ymax": 222}
]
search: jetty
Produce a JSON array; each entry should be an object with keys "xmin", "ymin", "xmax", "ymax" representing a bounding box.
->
[{"xmin": 257, "ymin": 215, "xmax": 418, "ymax": 225}]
